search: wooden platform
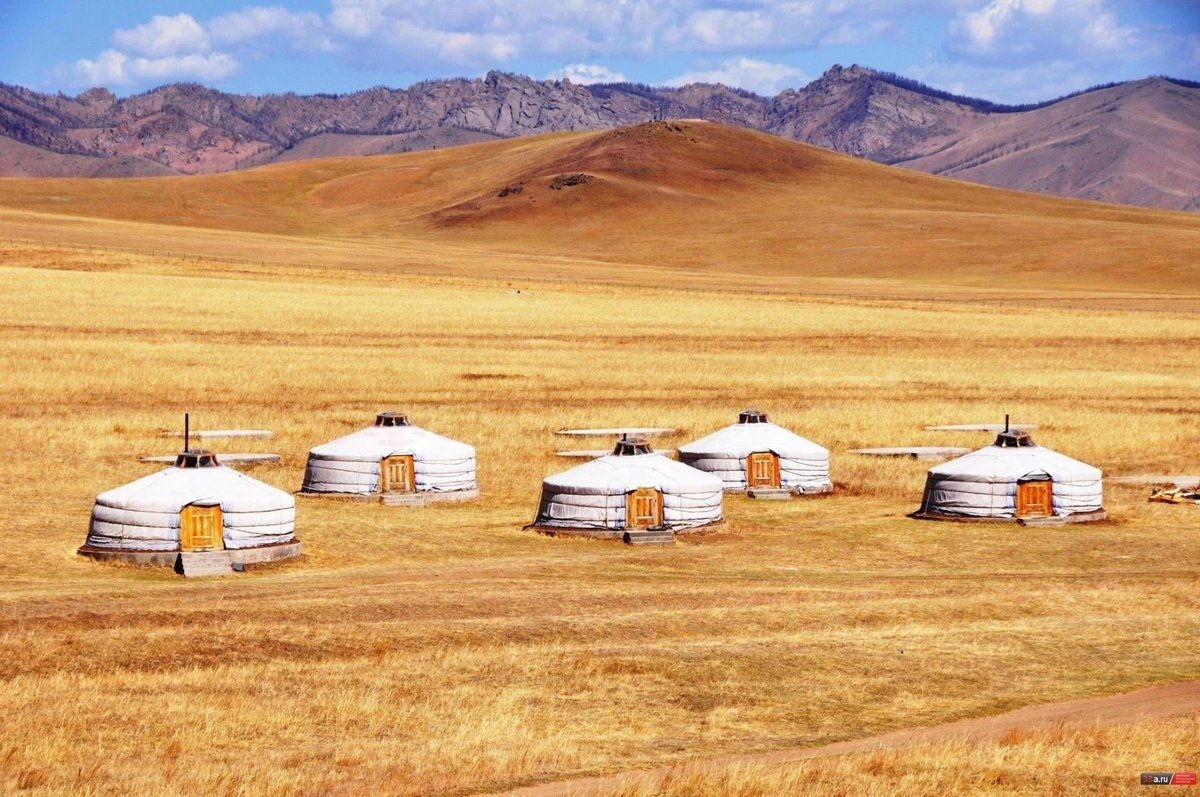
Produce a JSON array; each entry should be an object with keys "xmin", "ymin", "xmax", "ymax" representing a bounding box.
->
[
  {"xmin": 140, "ymin": 452, "xmax": 281, "ymax": 465},
  {"xmin": 159, "ymin": 429, "xmax": 273, "ymax": 439},
  {"xmin": 853, "ymin": 447, "xmax": 970, "ymax": 460},
  {"xmin": 1108, "ymin": 474, "xmax": 1200, "ymax": 486},
  {"xmin": 555, "ymin": 427, "xmax": 677, "ymax": 436},
  {"xmin": 555, "ymin": 449, "xmax": 676, "ymax": 458},
  {"xmin": 925, "ymin": 423, "xmax": 1037, "ymax": 432}
]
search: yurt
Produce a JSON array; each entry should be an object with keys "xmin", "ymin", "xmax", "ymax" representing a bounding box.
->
[
  {"xmin": 531, "ymin": 436, "xmax": 723, "ymax": 539},
  {"xmin": 302, "ymin": 412, "xmax": 477, "ymax": 504},
  {"xmin": 678, "ymin": 410, "xmax": 832, "ymax": 497},
  {"xmin": 81, "ymin": 449, "xmax": 300, "ymax": 566},
  {"xmin": 912, "ymin": 428, "xmax": 1105, "ymax": 523}
]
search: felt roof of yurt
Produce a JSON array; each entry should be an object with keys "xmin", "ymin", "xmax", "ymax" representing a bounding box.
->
[
  {"xmin": 544, "ymin": 439, "xmax": 722, "ymax": 496},
  {"xmin": 679, "ymin": 411, "xmax": 828, "ymax": 458},
  {"xmin": 928, "ymin": 432, "xmax": 1100, "ymax": 483},
  {"xmin": 309, "ymin": 415, "xmax": 474, "ymax": 462},
  {"xmin": 94, "ymin": 459, "xmax": 294, "ymax": 514}
]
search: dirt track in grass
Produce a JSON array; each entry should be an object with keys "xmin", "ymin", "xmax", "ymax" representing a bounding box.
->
[{"xmin": 501, "ymin": 681, "xmax": 1200, "ymax": 796}]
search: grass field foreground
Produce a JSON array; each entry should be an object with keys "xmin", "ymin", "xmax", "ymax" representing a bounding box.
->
[{"xmin": 1, "ymin": 250, "xmax": 1199, "ymax": 794}]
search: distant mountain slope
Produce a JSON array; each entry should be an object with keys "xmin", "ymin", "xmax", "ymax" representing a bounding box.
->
[
  {"xmin": 2, "ymin": 121, "xmax": 1197, "ymax": 297},
  {"xmin": 1, "ymin": 67, "xmax": 1197, "ymax": 211}
]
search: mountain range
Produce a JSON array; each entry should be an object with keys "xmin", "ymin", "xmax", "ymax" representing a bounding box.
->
[{"xmin": 1, "ymin": 65, "xmax": 1197, "ymax": 211}]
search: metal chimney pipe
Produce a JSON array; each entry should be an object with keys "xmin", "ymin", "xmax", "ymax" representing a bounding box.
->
[
  {"xmin": 1005, "ymin": 413, "xmax": 1010, "ymax": 433},
  {"xmin": 184, "ymin": 412, "xmax": 190, "ymax": 452}
]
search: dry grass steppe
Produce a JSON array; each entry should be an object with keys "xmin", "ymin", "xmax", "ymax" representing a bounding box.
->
[{"xmin": 1, "ymin": 123, "xmax": 1198, "ymax": 795}]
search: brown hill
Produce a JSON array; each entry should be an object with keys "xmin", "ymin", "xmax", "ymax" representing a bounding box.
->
[
  {"xmin": 1, "ymin": 120, "xmax": 1197, "ymax": 298},
  {"xmin": 1, "ymin": 68, "xmax": 1197, "ymax": 211}
]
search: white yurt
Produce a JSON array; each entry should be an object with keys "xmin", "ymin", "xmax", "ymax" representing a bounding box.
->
[
  {"xmin": 302, "ymin": 412, "xmax": 477, "ymax": 500},
  {"xmin": 83, "ymin": 449, "xmax": 299, "ymax": 562},
  {"xmin": 678, "ymin": 409, "xmax": 832, "ymax": 495},
  {"xmin": 914, "ymin": 429, "xmax": 1105, "ymax": 522},
  {"xmin": 532, "ymin": 437, "xmax": 723, "ymax": 537}
]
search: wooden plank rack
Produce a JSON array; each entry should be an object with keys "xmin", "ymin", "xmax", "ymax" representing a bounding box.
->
[
  {"xmin": 175, "ymin": 551, "xmax": 235, "ymax": 577},
  {"xmin": 623, "ymin": 529, "xmax": 675, "ymax": 546}
]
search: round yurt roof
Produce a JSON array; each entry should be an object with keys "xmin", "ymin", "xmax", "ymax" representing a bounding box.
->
[
  {"xmin": 94, "ymin": 462, "xmax": 294, "ymax": 515},
  {"xmin": 544, "ymin": 439, "xmax": 721, "ymax": 496},
  {"xmin": 679, "ymin": 412, "xmax": 828, "ymax": 458},
  {"xmin": 309, "ymin": 415, "xmax": 474, "ymax": 462},
  {"xmin": 928, "ymin": 433, "xmax": 1100, "ymax": 483}
]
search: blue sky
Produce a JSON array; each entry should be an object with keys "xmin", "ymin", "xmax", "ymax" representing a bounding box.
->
[{"xmin": 1, "ymin": 1, "xmax": 1197, "ymax": 103}]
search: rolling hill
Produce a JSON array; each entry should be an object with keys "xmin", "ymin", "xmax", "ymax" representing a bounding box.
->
[
  {"xmin": 0, "ymin": 120, "xmax": 1197, "ymax": 299},
  {"xmin": 1, "ymin": 67, "xmax": 1197, "ymax": 211}
]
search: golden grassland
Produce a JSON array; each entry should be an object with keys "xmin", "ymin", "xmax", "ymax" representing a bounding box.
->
[
  {"xmin": 1, "ymin": 123, "xmax": 1199, "ymax": 794},
  {"xmin": 619, "ymin": 717, "xmax": 1200, "ymax": 796},
  {"xmin": 1, "ymin": 247, "xmax": 1199, "ymax": 795}
]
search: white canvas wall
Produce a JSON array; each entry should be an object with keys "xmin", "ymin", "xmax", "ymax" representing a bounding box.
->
[
  {"xmin": 919, "ymin": 444, "xmax": 1102, "ymax": 518},
  {"xmin": 302, "ymin": 423, "xmax": 476, "ymax": 494},
  {"xmin": 535, "ymin": 452, "xmax": 723, "ymax": 530},
  {"xmin": 87, "ymin": 466, "xmax": 296, "ymax": 551},
  {"xmin": 678, "ymin": 421, "xmax": 831, "ymax": 492}
]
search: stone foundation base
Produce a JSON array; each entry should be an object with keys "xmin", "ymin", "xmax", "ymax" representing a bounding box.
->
[
  {"xmin": 532, "ymin": 521, "xmax": 725, "ymax": 540},
  {"xmin": 908, "ymin": 509, "xmax": 1108, "ymax": 525},
  {"xmin": 77, "ymin": 541, "xmax": 302, "ymax": 569},
  {"xmin": 299, "ymin": 488, "xmax": 479, "ymax": 507}
]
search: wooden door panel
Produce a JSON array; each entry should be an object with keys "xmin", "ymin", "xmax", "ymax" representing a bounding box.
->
[
  {"xmin": 626, "ymin": 488, "xmax": 663, "ymax": 529},
  {"xmin": 746, "ymin": 452, "xmax": 780, "ymax": 488},
  {"xmin": 381, "ymin": 455, "xmax": 415, "ymax": 492},
  {"xmin": 180, "ymin": 505, "xmax": 223, "ymax": 551},
  {"xmin": 1016, "ymin": 481, "xmax": 1052, "ymax": 517}
]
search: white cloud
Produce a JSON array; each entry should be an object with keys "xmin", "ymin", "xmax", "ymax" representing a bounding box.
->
[
  {"xmin": 949, "ymin": 0, "xmax": 1149, "ymax": 62},
  {"xmin": 545, "ymin": 64, "xmax": 627, "ymax": 85},
  {"xmin": 906, "ymin": 59, "xmax": 1098, "ymax": 104},
  {"xmin": 112, "ymin": 13, "xmax": 212, "ymax": 58},
  {"xmin": 667, "ymin": 57, "xmax": 807, "ymax": 96},
  {"xmin": 69, "ymin": 50, "xmax": 239, "ymax": 88},
  {"xmin": 209, "ymin": 6, "xmax": 337, "ymax": 52},
  {"xmin": 58, "ymin": 1, "xmax": 914, "ymax": 90}
]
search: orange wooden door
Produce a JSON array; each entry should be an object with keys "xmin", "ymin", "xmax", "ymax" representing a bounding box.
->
[
  {"xmin": 626, "ymin": 488, "xmax": 663, "ymax": 529},
  {"xmin": 746, "ymin": 452, "xmax": 780, "ymax": 488},
  {"xmin": 381, "ymin": 455, "xmax": 415, "ymax": 492},
  {"xmin": 1016, "ymin": 481, "xmax": 1052, "ymax": 517},
  {"xmin": 180, "ymin": 504, "xmax": 223, "ymax": 551}
]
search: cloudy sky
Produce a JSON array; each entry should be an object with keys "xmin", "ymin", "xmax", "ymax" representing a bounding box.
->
[{"xmin": 2, "ymin": 1, "xmax": 1197, "ymax": 103}]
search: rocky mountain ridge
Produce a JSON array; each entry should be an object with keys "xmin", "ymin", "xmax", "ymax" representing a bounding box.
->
[{"xmin": 1, "ymin": 65, "xmax": 1197, "ymax": 210}]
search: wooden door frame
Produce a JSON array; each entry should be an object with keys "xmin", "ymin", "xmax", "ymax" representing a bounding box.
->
[
  {"xmin": 1015, "ymin": 479, "xmax": 1053, "ymax": 517},
  {"xmin": 626, "ymin": 487, "xmax": 664, "ymax": 529},
  {"xmin": 745, "ymin": 451, "xmax": 781, "ymax": 488},
  {"xmin": 179, "ymin": 503, "xmax": 224, "ymax": 551},
  {"xmin": 380, "ymin": 454, "xmax": 416, "ymax": 493}
]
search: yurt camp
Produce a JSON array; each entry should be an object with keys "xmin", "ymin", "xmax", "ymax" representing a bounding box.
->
[
  {"xmin": 301, "ymin": 412, "xmax": 477, "ymax": 505},
  {"xmin": 912, "ymin": 427, "xmax": 1106, "ymax": 524},
  {"xmin": 678, "ymin": 409, "xmax": 833, "ymax": 498},
  {"xmin": 81, "ymin": 449, "xmax": 300, "ymax": 568},
  {"xmin": 531, "ymin": 436, "xmax": 724, "ymax": 543}
]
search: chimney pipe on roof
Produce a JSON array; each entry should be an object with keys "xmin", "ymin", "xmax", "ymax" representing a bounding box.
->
[
  {"xmin": 1005, "ymin": 413, "xmax": 1010, "ymax": 433},
  {"xmin": 184, "ymin": 412, "xmax": 190, "ymax": 452}
]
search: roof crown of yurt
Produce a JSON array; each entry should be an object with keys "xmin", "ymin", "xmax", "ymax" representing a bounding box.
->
[
  {"xmin": 302, "ymin": 409, "xmax": 477, "ymax": 496},
  {"xmin": 532, "ymin": 433, "xmax": 723, "ymax": 535},
  {"xmin": 915, "ymin": 415, "xmax": 1104, "ymax": 521},
  {"xmin": 677, "ymin": 408, "xmax": 832, "ymax": 494},
  {"xmin": 84, "ymin": 414, "xmax": 297, "ymax": 557}
]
